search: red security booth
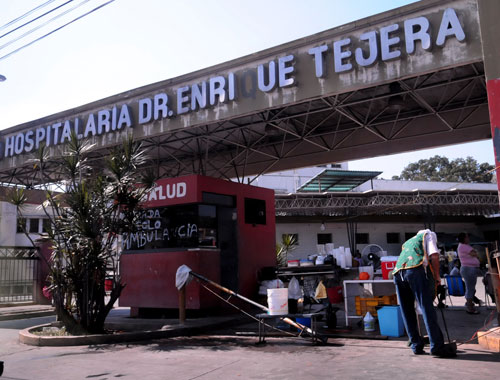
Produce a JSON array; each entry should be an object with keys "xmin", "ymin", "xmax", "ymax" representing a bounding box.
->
[{"xmin": 119, "ymin": 175, "xmax": 276, "ymax": 316}]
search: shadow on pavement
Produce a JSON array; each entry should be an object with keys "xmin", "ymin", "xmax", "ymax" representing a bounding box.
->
[
  {"xmin": 455, "ymin": 347, "xmax": 500, "ymax": 362},
  {"xmin": 92, "ymin": 335, "xmax": 341, "ymax": 353}
]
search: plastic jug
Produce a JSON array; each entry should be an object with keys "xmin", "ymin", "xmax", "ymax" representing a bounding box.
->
[{"xmin": 363, "ymin": 311, "xmax": 375, "ymax": 332}]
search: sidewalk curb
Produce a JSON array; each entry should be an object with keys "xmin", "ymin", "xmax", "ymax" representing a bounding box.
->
[
  {"xmin": 0, "ymin": 310, "xmax": 56, "ymax": 321},
  {"xmin": 19, "ymin": 316, "xmax": 244, "ymax": 346}
]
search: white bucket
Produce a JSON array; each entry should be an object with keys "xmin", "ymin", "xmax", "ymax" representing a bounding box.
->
[{"xmin": 267, "ymin": 288, "xmax": 288, "ymax": 315}]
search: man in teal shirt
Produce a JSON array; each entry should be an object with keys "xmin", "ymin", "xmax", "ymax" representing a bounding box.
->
[{"xmin": 393, "ymin": 230, "xmax": 456, "ymax": 358}]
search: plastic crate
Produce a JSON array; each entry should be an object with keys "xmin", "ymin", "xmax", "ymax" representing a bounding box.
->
[
  {"xmin": 355, "ymin": 294, "xmax": 397, "ymax": 316},
  {"xmin": 378, "ymin": 305, "xmax": 405, "ymax": 337}
]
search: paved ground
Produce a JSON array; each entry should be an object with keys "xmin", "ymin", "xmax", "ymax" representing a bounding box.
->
[
  {"xmin": 0, "ymin": 279, "xmax": 497, "ymax": 380},
  {"xmin": 0, "ymin": 305, "xmax": 499, "ymax": 380},
  {"xmin": 0, "ymin": 331, "xmax": 499, "ymax": 380},
  {"xmin": 0, "ymin": 304, "xmax": 54, "ymax": 321}
]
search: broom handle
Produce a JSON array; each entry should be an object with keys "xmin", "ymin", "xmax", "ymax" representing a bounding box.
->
[
  {"xmin": 189, "ymin": 271, "xmax": 269, "ymax": 311},
  {"xmin": 189, "ymin": 270, "xmax": 317, "ymax": 337}
]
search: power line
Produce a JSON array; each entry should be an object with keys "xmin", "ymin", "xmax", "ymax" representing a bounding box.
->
[
  {"xmin": 0, "ymin": 0, "xmax": 74, "ymax": 41},
  {"xmin": 0, "ymin": 0, "xmax": 57, "ymax": 32},
  {"xmin": 0, "ymin": 0, "xmax": 115, "ymax": 62},
  {"xmin": 0, "ymin": 0, "xmax": 90, "ymax": 52}
]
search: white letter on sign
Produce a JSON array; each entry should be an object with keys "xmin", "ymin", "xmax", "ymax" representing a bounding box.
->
[{"xmin": 436, "ymin": 8, "xmax": 465, "ymax": 46}]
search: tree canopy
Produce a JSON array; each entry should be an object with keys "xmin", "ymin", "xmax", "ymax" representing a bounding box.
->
[{"xmin": 392, "ymin": 155, "xmax": 495, "ymax": 183}]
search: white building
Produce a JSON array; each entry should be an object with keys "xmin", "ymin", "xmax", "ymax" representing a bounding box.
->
[
  {"xmin": 0, "ymin": 189, "xmax": 51, "ymax": 247},
  {"xmin": 258, "ymin": 168, "xmax": 500, "ymax": 260}
]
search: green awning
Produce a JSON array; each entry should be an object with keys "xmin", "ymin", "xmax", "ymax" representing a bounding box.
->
[{"xmin": 297, "ymin": 169, "xmax": 382, "ymax": 193}]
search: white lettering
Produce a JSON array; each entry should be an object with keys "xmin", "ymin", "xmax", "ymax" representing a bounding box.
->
[
  {"xmin": 74, "ymin": 118, "xmax": 83, "ymax": 139},
  {"xmin": 35, "ymin": 127, "xmax": 45, "ymax": 149},
  {"xmin": 355, "ymin": 31, "xmax": 378, "ymax": 66},
  {"xmin": 52, "ymin": 123, "xmax": 62, "ymax": 144},
  {"xmin": 4, "ymin": 136, "xmax": 14, "ymax": 157},
  {"xmin": 178, "ymin": 225, "xmax": 186, "ymax": 238},
  {"xmin": 166, "ymin": 184, "xmax": 175, "ymax": 199},
  {"xmin": 84, "ymin": 114, "xmax": 97, "ymax": 137},
  {"xmin": 209, "ymin": 76, "xmax": 227, "ymax": 105},
  {"xmin": 405, "ymin": 16, "xmax": 431, "ymax": 54},
  {"xmin": 154, "ymin": 93, "xmax": 169, "ymax": 120},
  {"xmin": 191, "ymin": 82, "xmax": 207, "ymax": 111},
  {"xmin": 278, "ymin": 55, "xmax": 295, "ymax": 87},
  {"xmin": 112, "ymin": 106, "xmax": 118, "ymax": 131},
  {"xmin": 436, "ymin": 8, "xmax": 465, "ymax": 46},
  {"xmin": 228, "ymin": 72, "xmax": 236, "ymax": 101},
  {"xmin": 14, "ymin": 133, "xmax": 24, "ymax": 155},
  {"xmin": 138, "ymin": 97, "xmax": 153, "ymax": 124},
  {"xmin": 333, "ymin": 38, "xmax": 352, "ymax": 73},
  {"xmin": 148, "ymin": 188, "xmax": 158, "ymax": 201},
  {"xmin": 117, "ymin": 105, "xmax": 132, "ymax": 129},
  {"xmin": 60, "ymin": 120, "xmax": 72, "ymax": 143},
  {"xmin": 308, "ymin": 45, "xmax": 328, "ymax": 78},
  {"xmin": 158, "ymin": 185, "xmax": 166, "ymax": 200},
  {"xmin": 177, "ymin": 86, "xmax": 190, "ymax": 114},
  {"xmin": 46, "ymin": 125, "xmax": 51, "ymax": 147},
  {"xmin": 380, "ymin": 23, "xmax": 401, "ymax": 61},
  {"xmin": 257, "ymin": 61, "xmax": 276, "ymax": 92},
  {"xmin": 177, "ymin": 182, "xmax": 186, "ymax": 198},
  {"xmin": 97, "ymin": 110, "xmax": 111, "ymax": 134},
  {"xmin": 24, "ymin": 130, "xmax": 34, "ymax": 152}
]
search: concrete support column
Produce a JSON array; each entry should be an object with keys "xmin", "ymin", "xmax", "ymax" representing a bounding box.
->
[{"xmin": 478, "ymin": 0, "xmax": 500, "ymax": 196}]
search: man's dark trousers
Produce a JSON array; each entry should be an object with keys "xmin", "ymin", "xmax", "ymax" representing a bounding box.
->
[{"xmin": 394, "ymin": 265, "xmax": 445, "ymax": 354}]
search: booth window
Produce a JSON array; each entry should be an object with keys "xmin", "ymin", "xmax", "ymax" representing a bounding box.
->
[
  {"xmin": 198, "ymin": 205, "xmax": 217, "ymax": 247},
  {"xmin": 202, "ymin": 192, "xmax": 235, "ymax": 207},
  {"xmin": 386, "ymin": 233, "xmax": 400, "ymax": 244},
  {"xmin": 244, "ymin": 198, "xmax": 266, "ymax": 225},
  {"xmin": 123, "ymin": 204, "xmax": 218, "ymax": 251},
  {"xmin": 356, "ymin": 233, "xmax": 369, "ymax": 244},
  {"xmin": 317, "ymin": 233, "xmax": 332, "ymax": 244}
]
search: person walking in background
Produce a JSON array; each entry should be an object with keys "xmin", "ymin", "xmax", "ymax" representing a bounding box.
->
[
  {"xmin": 393, "ymin": 229, "xmax": 456, "ymax": 357},
  {"xmin": 457, "ymin": 232, "xmax": 481, "ymax": 314}
]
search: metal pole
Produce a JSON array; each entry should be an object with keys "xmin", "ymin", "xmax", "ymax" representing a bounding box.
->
[
  {"xmin": 178, "ymin": 285, "xmax": 186, "ymax": 325},
  {"xmin": 189, "ymin": 271, "xmax": 268, "ymax": 311},
  {"xmin": 188, "ymin": 270, "xmax": 321, "ymax": 340}
]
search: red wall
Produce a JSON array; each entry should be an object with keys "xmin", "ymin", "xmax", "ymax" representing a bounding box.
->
[
  {"xmin": 33, "ymin": 239, "xmax": 53, "ymax": 305},
  {"xmin": 193, "ymin": 176, "xmax": 276, "ymax": 297},
  {"xmin": 120, "ymin": 250, "xmax": 220, "ymax": 309},
  {"xmin": 487, "ymin": 79, "xmax": 500, "ymax": 194},
  {"xmin": 120, "ymin": 175, "xmax": 276, "ymax": 310}
]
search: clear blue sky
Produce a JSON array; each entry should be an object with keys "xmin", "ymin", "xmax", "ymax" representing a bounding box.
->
[{"xmin": 0, "ymin": 0, "xmax": 495, "ymax": 179}]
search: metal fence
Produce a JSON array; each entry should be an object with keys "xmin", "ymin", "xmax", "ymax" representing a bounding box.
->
[{"xmin": 0, "ymin": 247, "xmax": 39, "ymax": 304}]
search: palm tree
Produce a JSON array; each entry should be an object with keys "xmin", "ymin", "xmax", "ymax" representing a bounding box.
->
[
  {"xmin": 11, "ymin": 133, "xmax": 155, "ymax": 334},
  {"xmin": 276, "ymin": 234, "xmax": 297, "ymax": 267}
]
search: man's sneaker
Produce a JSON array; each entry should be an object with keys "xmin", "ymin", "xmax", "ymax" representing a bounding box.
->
[{"xmin": 431, "ymin": 343, "xmax": 457, "ymax": 358}]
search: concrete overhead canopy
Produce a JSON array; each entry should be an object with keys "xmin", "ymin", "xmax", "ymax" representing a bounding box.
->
[{"xmin": 0, "ymin": 0, "xmax": 496, "ymax": 186}]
